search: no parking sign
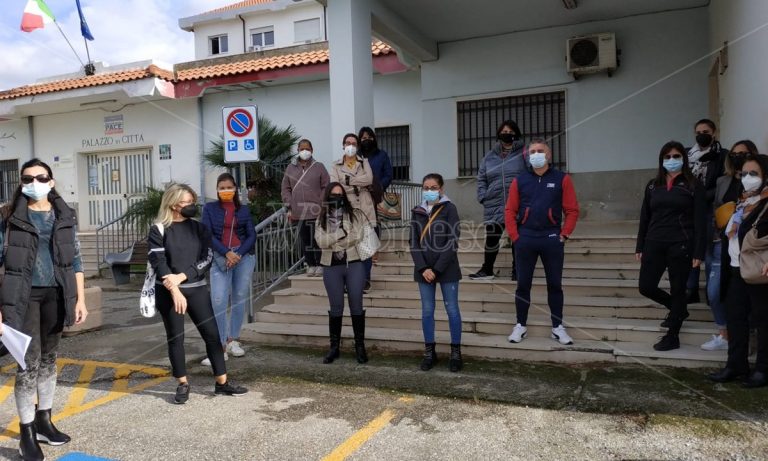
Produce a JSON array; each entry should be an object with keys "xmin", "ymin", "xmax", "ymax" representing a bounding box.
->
[{"xmin": 222, "ymin": 106, "xmax": 259, "ymax": 163}]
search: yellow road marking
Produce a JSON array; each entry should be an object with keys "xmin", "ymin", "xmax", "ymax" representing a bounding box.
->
[
  {"xmin": 397, "ymin": 396, "xmax": 414, "ymax": 403},
  {"xmin": 321, "ymin": 409, "xmax": 396, "ymax": 461},
  {"xmin": 0, "ymin": 358, "xmax": 170, "ymax": 440}
]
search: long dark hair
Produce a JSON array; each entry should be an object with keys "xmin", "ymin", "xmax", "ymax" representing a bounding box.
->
[
  {"xmin": 725, "ymin": 139, "xmax": 760, "ymax": 177},
  {"xmin": 742, "ymin": 153, "xmax": 768, "ymax": 194},
  {"xmin": 653, "ymin": 141, "xmax": 696, "ymax": 188},
  {"xmin": 318, "ymin": 182, "xmax": 356, "ymax": 230},
  {"xmin": 216, "ymin": 172, "xmax": 241, "ymax": 209},
  {"xmin": 2, "ymin": 158, "xmax": 60, "ymax": 219}
]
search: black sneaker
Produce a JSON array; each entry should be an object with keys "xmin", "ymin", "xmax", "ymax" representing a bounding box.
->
[
  {"xmin": 214, "ymin": 381, "xmax": 248, "ymax": 396},
  {"xmin": 469, "ymin": 269, "xmax": 494, "ymax": 280},
  {"xmin": 653, "ymin": 333, "xmax": 680, "ymax": 351},
  {"xmin": 363, "ymin": 281, "xmax": 372, "ymax": 293},
  {"xmin": 174, "ymin": 383, "xmax": 190, "ymax": 404},
  {"xmin": 660, "ymin": 311, "xmax": 689, "ymax": 328}
]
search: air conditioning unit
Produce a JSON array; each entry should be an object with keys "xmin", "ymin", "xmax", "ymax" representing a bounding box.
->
[
  {"xmin": 566, "ymin": 32, "xmax": 618, "ymax": 77},
  {"xmin": 247, "ymin": 45, "xmax": 261, "ymax": 52}
]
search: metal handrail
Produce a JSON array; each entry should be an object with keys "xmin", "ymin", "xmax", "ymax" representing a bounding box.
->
[{"xmin": 95, "ymin": 213, "xmax": 147, "ymax": 270}]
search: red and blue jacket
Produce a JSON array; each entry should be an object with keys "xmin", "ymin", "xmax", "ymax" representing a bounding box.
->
[{"xmin": 504, "ymin": 167, "xmax": 579, "ymax": 242}]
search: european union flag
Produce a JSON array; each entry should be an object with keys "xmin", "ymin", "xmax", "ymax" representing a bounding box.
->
[{"xmin": 75, "ymin": 0, "xmax": 94, "ymax": 40}]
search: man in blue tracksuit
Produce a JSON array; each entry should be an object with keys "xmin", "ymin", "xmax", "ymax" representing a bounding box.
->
[{"xmin": 505, "ymin": 138, "xmax": 579, "ymax": 345}]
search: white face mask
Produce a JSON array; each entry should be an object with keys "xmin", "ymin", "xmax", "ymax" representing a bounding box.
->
[
  {"xmin": 742, "ymin": 174, "xmax": 763, "ymax": 193},
  {"xmin": 529, "ymin": 152, "xmax": 548, "ymax": 169},
  {"xmin": 298, "ymin": 150, "xmax": 312, "ymax": 161},
  {"xmin": 344, "ymin": 145, "xmax": 357, "ymax": 158},
  {"xmin": 22, "ymin": 181, "xmax": 52, "ymax": 201}
]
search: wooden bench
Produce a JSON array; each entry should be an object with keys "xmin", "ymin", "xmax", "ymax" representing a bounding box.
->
[{"xmin": 104, "ymin": 240, "xmax": 149, "ymax": 285}]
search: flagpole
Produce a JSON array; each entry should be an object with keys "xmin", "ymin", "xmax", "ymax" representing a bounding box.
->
[
  {"xmin": 82, "ymin": 36, "xmax": 94, "ymax": 75},
  {"xmin": 54, "ymin": 21, "xmax": 85, "ymax": 67}
]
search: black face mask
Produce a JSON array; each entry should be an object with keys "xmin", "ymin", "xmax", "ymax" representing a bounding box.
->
[
  {"xmin": 729, "ymin": 154, "xmax": 746, "ymax": 171},
  {"xmin": 360, "ymin": 138, "xmax": 376, "ymax": 154},
  {"xmin": 499, "ymin": 133, "xmax": 516, "ymax": 144},
  {"xmin": 328, "ymin": 196, "xmax": 345, "ymax": 209},
  {"xmin": 696, "ymin": 133, "xmax": 713, "ymax": 148},
  {"xmin": 180, "ymin": 204, "xmax": 197, "ymax": 218}
]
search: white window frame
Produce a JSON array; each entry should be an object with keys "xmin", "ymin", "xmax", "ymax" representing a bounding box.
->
[
  {"xmin": 250, "ymin": 26, "xmax": 275, "ymax": 50},
  {"xmin": 294, "ymin": 18, "xmax": 321, "ymax": 43},
  {"xmin": 208, "ymin": 34, "xmax": 229, "ymax": 56}
]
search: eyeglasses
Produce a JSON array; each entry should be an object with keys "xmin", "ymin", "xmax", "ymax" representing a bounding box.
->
[
  {"xmin": 21, "ymin": 174, "xmax": 51, "ymax": 184},
  {"xmin": 741, "ymin": 170, "xmax": 761, "ymax": 177},
  {"xmin": 663, "ymin": 154, "xmax": 683, "ymax": 160}
]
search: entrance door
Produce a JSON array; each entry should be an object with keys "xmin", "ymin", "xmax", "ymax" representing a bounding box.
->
[{"xmin": 86, "ymin": 149, "xmax": 151, "ymax": 227}]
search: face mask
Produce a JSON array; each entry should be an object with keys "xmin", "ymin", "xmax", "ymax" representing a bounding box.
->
[
  {"xmin": 729, "ymin": 155, "xmax": 746, "ymax": 172},
  {"xmin": 529, "ymin": 152, "xmax": 548, "ymax": 169},
  {"xmin": 218, "ymin": 190, "xmax": 235, "ymax": 202},
  {"xmin": 298, "ymin": 150, "xmax": 312, "ymax": 161},
  {"xmin": 21, "ymin": 181, "xmax": 52, "ymax": 201},
  {"xmin": 360, "ymin": 139, "xmax": 376, "ymax": 153},
  {"xmin": 423, "ymin": 190, "xmax": 440, "ymax": 203},
  {"xmin": 344, "ymin": 145, "xmax": 357, "ymax": 158},
  {"xmin": 696, "ymin": 133, "xmax": 713, "ymax": 148},
  {"xmin": 742, "ymin": 174, "xmax": 763, "ymax": 193},
  {"xmin": 328, "ymin": 195, "xmax": 345, "ymax": 209},
  {"xmin": 499, "ymin": 133, "xmax": 516, "ymax": 144},
  {"xmin": 180, "ymin": 204, "xmax": 197, "ymax": 218},
  {"xmin": 663, "ymin": 158, "xmax": 684, "ymax": 173}
]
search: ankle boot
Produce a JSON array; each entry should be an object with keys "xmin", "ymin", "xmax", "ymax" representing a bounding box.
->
[
  {"xmin": 323, "ymin": 313, "xmax": 342, "ymax": 364},
  {"xmin": 449, "ymin": 343, "xmax": 463, "ymax": 372},
  {"xmin": 34, "ymin": 408, "xmax": 70, "ymax": 446},
  {"xmin": 654, "ymin": 324, "xmax": 680, "ymax": 351},
  {"xmin": 19, "ymin": 422, "xmax": 44, "ymax": 461},
  {"xmin": 420, "ymin": 342, "xmax": 437, "ymax": 371},
  {"xmin": 351, "ymin": 312, "xmax": 368, "ymax": 364}
]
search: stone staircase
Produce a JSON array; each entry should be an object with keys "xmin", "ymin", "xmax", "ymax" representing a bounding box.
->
[
  {"xmin": 77, "ymin": 232, "xmax": 102, "ymax": 278},
  {"xmin": 242, "ymin": 221, "xmax": 727, "ymax": 368}
]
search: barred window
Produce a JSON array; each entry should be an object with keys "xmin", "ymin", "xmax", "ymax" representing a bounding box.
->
[
  {"xmin": 376, "ymin": 125, "xmax": 410, "ymax": 181},
  {"xmin": 0, "ymin": 159, "xmax": 19, "ymax": 204},
  {"xmin": 457, "ymin": 91, "xmax": 567, "ymax": 177}
]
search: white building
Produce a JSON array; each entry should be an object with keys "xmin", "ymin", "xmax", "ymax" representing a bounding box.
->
[{"xmin": 0, "ymin": 0, "xmax": 765, "ymax": 230}]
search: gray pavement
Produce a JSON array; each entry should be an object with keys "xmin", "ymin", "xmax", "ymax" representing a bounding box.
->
[{"xmin": 0, "ymin": 279, "xmax": 765, "ymax": 460}]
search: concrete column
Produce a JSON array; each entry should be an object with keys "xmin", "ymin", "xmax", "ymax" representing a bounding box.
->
[{"xmin": 327, "ymin": 0, "xmax": 374, "ymax": 152}]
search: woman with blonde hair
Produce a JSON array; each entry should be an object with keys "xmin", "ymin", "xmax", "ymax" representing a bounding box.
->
[{"xmin": 148, "ymin": 183, "xmax": 247, "ymax": 404}]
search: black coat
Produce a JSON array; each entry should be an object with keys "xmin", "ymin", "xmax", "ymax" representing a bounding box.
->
[
  {"xmin": 719, "ymin": 197, "xmax": 768, "ymax": 302},
  {"xmin": 409, "ymin": 199, "xmax": 462, "ymax": 283},
  {"xmin": 1, "ymin": 194, "xmax": 78, "ymax": 329}
]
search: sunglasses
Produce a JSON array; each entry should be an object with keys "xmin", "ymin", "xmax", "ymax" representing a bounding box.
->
[
  {"xmin": 20, "ymin": 174, "xmax": 51, "ymax": 185},
  {"xmin": 663, "ymin": 154, "xmax": 683, "ymax": 160},
  {"xmin": 741, "ymin": 170, "xmax": 762, "ymax": 177}
]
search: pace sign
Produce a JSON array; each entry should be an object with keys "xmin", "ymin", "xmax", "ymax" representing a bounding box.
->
[{"xmin": 222, "ymin": 105, "xmax": 259, "ymax": 163}]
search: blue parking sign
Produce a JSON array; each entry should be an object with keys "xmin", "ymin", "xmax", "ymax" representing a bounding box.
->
[
  {"xmin": 244, "ymin": 139, "xmax": 255, "ymax": 150},
  {"xmin": 227, "ymin": 140, "xmax": 238, "ymax": 151}
]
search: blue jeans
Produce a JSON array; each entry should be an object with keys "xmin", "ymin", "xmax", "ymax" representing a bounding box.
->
[
  {"xmin": 706, "ymin": 241, "xmax": 726, "ymax": 328},
  {"xmin": 210, "ymin": 252, "xmax": 256, "ymax": 346},
  {"xmin": 418, "ymin": 281, "xmax": 462, "ymax": 344}
]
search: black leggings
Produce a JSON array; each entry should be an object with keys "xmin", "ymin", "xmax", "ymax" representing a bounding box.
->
[
  {"xmin": 156, "ymin": 285, "xmax": 226, "ymax": 378},
  {"xmin": 639, "ymin": 240, "xmax": 692, "ymax": 329},
  {"xmin": 483, "ymin": 223, "xmax": 515, "ymax": 273}
]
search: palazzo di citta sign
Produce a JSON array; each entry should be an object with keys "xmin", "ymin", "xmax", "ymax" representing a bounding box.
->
[{"xmin": 81, "ymin": 133, "xmax": 145, "ymax": 148}]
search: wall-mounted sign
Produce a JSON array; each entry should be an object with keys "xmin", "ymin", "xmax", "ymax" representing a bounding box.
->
[
  {"xmin": 159, "ymin": 144, "xmax": 171, "ymax": 160},
  {"xmin": 82, "ymin": 133, "xmax": 144, "ymax": 148},
  {"xmin": 105, "ymin": 115, "xmax": 124, "ymax": 135},
  {"xmin": 111, "ymin": 170, "xmax": 120, "ymax": 182}
]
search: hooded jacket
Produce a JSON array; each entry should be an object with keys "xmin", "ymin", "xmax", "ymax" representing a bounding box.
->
[
  {"xmin": 476, "ymin": 142, "xmax": 526, "ymax": 224},
  {"xmin": 410, "ymin": 196, "xmax": 462, "ymax": 283}
]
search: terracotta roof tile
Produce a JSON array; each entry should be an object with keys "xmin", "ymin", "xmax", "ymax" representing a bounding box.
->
[
  {"xmin": 0, "ymin": 66, "xmax": 174, "ymax": 101},
  {"xmin": 202, "ymin": 0, "xmax": 275, "ymax": 15}
]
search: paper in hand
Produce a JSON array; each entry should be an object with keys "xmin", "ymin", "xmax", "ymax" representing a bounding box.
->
[{"xmin": 1, "ymin": 325, "xmax": 31, "ymax": 370}]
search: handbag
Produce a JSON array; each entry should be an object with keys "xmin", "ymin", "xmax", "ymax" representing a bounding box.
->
[
  {"xmin": 356, "ymin": 216, "xmax": 381, "ymax": 261},
  {"xmin": 376, "ymin": 192, "xmax": 402, "ymax": 221},
  {"xmin": 740, "ymin": 202, "xmax": 768, "ymax": 284},
  {"xmin": 139, "ymin": 223, "xmax": 164, "ymax": 318},
  {"xmin": 715, "ymin": 201, "xmax": 736, "ymax": 230}
]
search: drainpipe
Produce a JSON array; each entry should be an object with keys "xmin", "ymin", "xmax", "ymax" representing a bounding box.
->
[
  {"xmin": 27, "ymin": 116, "xmax": 35, "ymax": 159},
  {"xmin": 323, "ymin": 5, "xmax": 327, "ymax": 41},
  {"xmin": 239, "ymin": 14, "xmax": 246, "ymax": 52},
  {"xmin": 198, "ymin": 98, "xmax": 206, "ymax": 201}
]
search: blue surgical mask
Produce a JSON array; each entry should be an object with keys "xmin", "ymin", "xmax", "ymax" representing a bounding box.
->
[
  {"xmin": 663, "ymin": 158, "xmax": 684, "ymax": 173},
  {"xmin": 529, "ymin": 153, "xmax": 548, "ymax": 169},
  {"xmin": 22, "ymin": 181, "xmax": 52, "ymax": 201},
  {"xmin": 423, "ymin": 190, "xmax": 440, "ymax": 203}
]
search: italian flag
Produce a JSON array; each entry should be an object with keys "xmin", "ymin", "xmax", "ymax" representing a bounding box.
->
[{"xmin": 20, "ymin": 0, "xmax": 55, "ymax": 32}]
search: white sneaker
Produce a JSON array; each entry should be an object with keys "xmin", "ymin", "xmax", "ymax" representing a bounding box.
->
[
  {"xmin": 313, "ymin": 267, "xmax": 323, "ymax": 277},
  {"xmin": 507, "ymin": 323, "xmax": 528, "ymax": 343},
  {"xmin": 227, "ymin": 340, "xmax": 245, "ymax": 357},
  {"xmin": 701, "ymin": 334, "xmax": 728, "ymax": 351},
  {"xmin": 201, "ymin": 352, "xmax": 228, "ymax": 366},
  {"xmin": 306, "ymin": 266, "xmax": 315, "ymax": 276},
  {"xmin": 551, "ymin": 325, "xmax": 573, "ymax": 345}
]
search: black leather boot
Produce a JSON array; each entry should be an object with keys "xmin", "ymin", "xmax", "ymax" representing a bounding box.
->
[
  {"xmin": 351, "ymin": 312, "xmax": 368, "ymax": 364},
  {"xmin": 19, "ymin": 422, "xmax": 44, "ymax": 461},
  {"xmin": 654, "ymin": 323, "xmax": 681, "ymax": 351},
  {"xmin": 35, "ymin": 408, "xmax": 70, "ymax": 446},
  {"xmin": 449, "ymin": 343, "xmax": 463, "ymax": 372},
  {"xmin": 323, "ymin": 313, "xmax": 342, "ymax": 364},
  {"xmin": 420, "ymin": 343, "xmax": 437, "ymax": 371}
]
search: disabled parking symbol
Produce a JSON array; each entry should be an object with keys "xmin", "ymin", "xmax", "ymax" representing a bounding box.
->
[
  {"xmin": 227, "ymin": 140, "xmax": 238, "ymax": 151},
  {"xmin": 244, "ymin": 139, "xmax": 255, "ymax": 150}
]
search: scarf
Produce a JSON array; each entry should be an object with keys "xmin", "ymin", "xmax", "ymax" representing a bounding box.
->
[{"xmin": 727, "ymin": 189, "xmax": 767, "ymax": 239}]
